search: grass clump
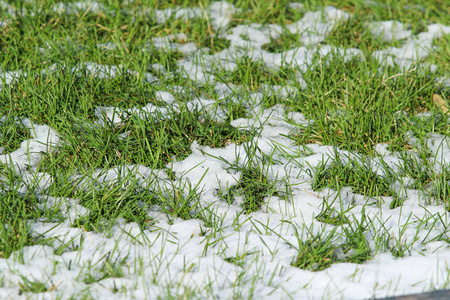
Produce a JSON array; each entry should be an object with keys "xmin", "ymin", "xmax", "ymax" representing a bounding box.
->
[
  {"xmin": 324, "ymin": 13, "xmax": 403, "ymax": 57},
  {"xmin": 213, "ymin": 142, "xmax": 290, "ymax": 214},
  {"xmin": 291, "ymin": 231, "xmax": 337, "ymax": 271},
  {"xmin": 37, "ymin": 106, "xmax": 253, "ymax": 174},
  {"xmin": 70, "ymin": 164, "xmax": 207, "ymax": 231},
  {"xmin": 217, "ymin": 56, "xmax": 295, "ymax": 90},
  {"xmin": 291, "ymin": 215, "xmax": 372, "ymax": 271},
  {"xmin": 398, "ymin": 150, "xmax": 450, "ymax": 209},
  {"xmin": 288, "ymin": 56, "xmax": 440, "ymax": 156},
  {"xmin": 229, "ymin": 0, "xmax": 304, "ymax": 26},
  {"xmin": 158, "ymin": 17, "xmax": 231, "ymax": 54},
  {"xmin": 0, "ymin": 167, "xmax": 61, "ymax": 259},
  {"xmin": 81, "ymin": 254, "xmax": 128, "ymax": 285},
  {"xmin": 315, "ymin": 198, "xmax": 353, "ymax": 226},
  {"xmin": 3, "ymin": 68, "xmax": 149, "ymax": 126},
  {"xmin": 18, "ymin": 276, "xmax": 49, "ymax": 295},
  {"xmin": 224, "ymin": 167, "xmax": 276, "ymax": 214},
  {"xmin": 426, "ymin": 33, "xmax": 450, "ymax": 77},
  {"xmin": 261, "ymin": 30, "xmax": 303, "ymax": 53},
  {"xmin": 0, "ymin": 114, "xmax": 32, "ymax": 153},
  {"xmin": 0, "ymin": 7, "xmax": 151, "ymax": 69},
  {"xmin": 0, "ymin": 217, "xmax": 33, "ymax": 260},
  {"xmin": 312, "ymin": 156, "xmax": 394, "ymax": 199},
  {"xmin": 71, "ymin": 183, "xmax": 155, "ymax": 233}
]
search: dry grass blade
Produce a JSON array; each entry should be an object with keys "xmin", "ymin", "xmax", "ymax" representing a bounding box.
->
[{"xmin": 432, "ymin": 94, "xmax": 449, "ymax": 114}]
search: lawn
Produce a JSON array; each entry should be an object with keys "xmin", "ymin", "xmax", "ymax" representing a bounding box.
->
[{"xmin": 0, "ymin": 0, "xmax": 450, "ymax": 299}]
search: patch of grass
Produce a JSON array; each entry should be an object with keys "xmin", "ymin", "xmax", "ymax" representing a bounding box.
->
[
  {"xmin": 148, "ymin": 49, "xmax": 185, "ymax": 74},
  {"xmin": 213, "ymin": 141, "xmax": 290, "ymax": 214},
  {"xmin": 339, "ymin": 214, "xmax": 372, "ymax": 263},
  {"xmin": 315, "ymin": 195, "xmax": 353, "ymax": 225},
  {"xmin": 376, "ymin": 213, "xmax": 421, "ymax": 258},
  {"xmin": 69, "ymin": 162, "xmax": 207, "ymax": 229},
  {"xmin": 223, "ymin": 99, "xmax": 248, "ymax": 121},
  {"xmin": 397, "ymin": 147, "xmax": 450, "ymax": 209},
  {"xmin": 0, "ymin": 167, "xmax": 60, "ymax": 259},
  {"xmin": 291, "ymin": 215, "xmax": 372, "ymax": 271},
  {"xmin": 158, "ymin": 17, "xmax": 231, "ymax": 54},
  {"xmin": 2, "ymin": 67, "xmax": 152, "ymax": 126},
  {"xmin": 229, "ymin": 0, "xmax": 304, "ymax": 26},
  {"xmin": 82, "ymin": 254, "xmax": 128, "ymax": 284},
  {"xmin": 38, "ymin": 107, "xmax": 253, "ymax": 174},
  {"xmin": 1, "ymin": 47, "xmax": 196, "ymax": 129},
  {"xmin": 224, "ymin": 250, "xmax": 254, "ymax": 267},
  {"xmin": 0, "ymin": 114, "xmax": 32, "ymax": 153},
  {"xmin": 18, "ymin": 276, "xmax": 49, "ymax": 294},
  {"xmin": 397, "ymin": 150, "xmax": 433, "ymax": 190},
  {"xmin": 0, "ymin": 6, "xmax": 154, "ymax": 69},
  {"xmin": 324, "ymin": 13, "xmax": 403, "ymax": 57},
  {"xmin": 292, "ymin": 110, "xmax": 408, "ymax": 155},
  {"xmin": 408, "ymin": 113, "xmax": 450, "ymax": 142},
  {"xmin": 312, "ymin": 155, "xmax": 395, "ymax": 200},
  {"xmin": 426, "ymin": 33, "xmax": 450, "ymax": 77},
  {"xmin": 0, "ymin": 218, "xmax": 33, "ymax": 260},
  {"xmin": 261, "ymin": 30, "xmax": 303, "ymax": 53},
  {"xmin": 290, "ymin": 228, "xmax": 343, "ymax": 271},
  {"xmin": 71, "ymin": 186, "xmax": 155, "ymax": 233},
  {"xmin": 225, "ymin": 167, "xmax": 275, "ymax": 213},
  {"xmin": 415, "ymin": 164, "xmax": 450, "ymax": 208},
  {"xmin": 217, "ymin": 56, "xmax": 294, "ymax": 90},
  {"xmin": 148, "ymin": 0, "xmax": 210, "ymax": 10},
  {"xmin": 152, "ymin": 172, "xmax": 206, "ymax": 222},
  {"xmin": 287, "ymin": 56, "xmax": 439, "ymax": 155}
]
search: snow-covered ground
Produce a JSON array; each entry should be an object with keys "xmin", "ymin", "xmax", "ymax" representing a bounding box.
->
[{"xmin": 1, "ymin": 1, "xmax": 450, "ymax": 299}]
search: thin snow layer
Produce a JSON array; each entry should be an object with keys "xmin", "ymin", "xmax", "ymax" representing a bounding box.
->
[
  {"xmin": 373, "ymin": 23, "xmax": 450, "ymax": 69},
  {"xmin": 368, "ymin": 20, "xmax": 412, "ymax": 42},
  {"xmin": 1, "ymin": 1, "xmax": 450, "ymax": 300}
]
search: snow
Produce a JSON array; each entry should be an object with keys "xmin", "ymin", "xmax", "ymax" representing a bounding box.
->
[{"xmin": 0, "ymin": 1, "xmax": 450, "ymax": 299}]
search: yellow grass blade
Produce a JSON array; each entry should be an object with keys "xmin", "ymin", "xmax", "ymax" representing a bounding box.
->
[{"xmin": 432, "ymin": 94, "xmax": 449, "ymax": 114}]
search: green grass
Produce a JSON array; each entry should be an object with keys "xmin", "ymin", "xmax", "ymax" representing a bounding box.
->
[
  {"xmin": 312, "ymin": 154, "xmax": 395, "ymax": 199},
  {"xmin": 0, "ymin": 113, "xmax": 32, "ymax": 153},
  {"xmin": 324, "ymin": 13, "xmax": 404, "ymax": 57},
  {"xmin": 37, "ymin": 107, "xmax": 252, "ymax": 172},
  {"xmin": 262, "ymin": 30, "xmax": 304, "ymax": 53},
  {"xmin": 158, "ymin": 16, "xmax": 231, "ymax": 54},
  {"xmin": 229, "ymin": 0, "xmax": 305, "ymax": 26},
  {"xmin": 0, "ymin": 0, "xmax": 450, "ymax": 298},
  {"xmin": 19, "ymin": 276, "xmax": 50, "ymax": 294},
  {"xmin": 212, "ymin": 141, "xmax": 291, "ymax": 213},
  {"xmin": 287, "ymin": 57, "xmax": 445, "ymax": 156},
  {"xmin": 427, "ymin": 33, "xmax": 450, "ymax": 77},
  {"xmin": 0, "ymin": 166, "xmax": 62, "ymax": 259},
  {"xmin": 290, "ymin": 215, "xmax": 372, "ymax": 271}
]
